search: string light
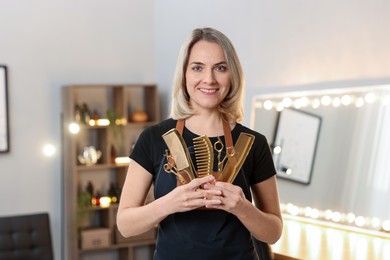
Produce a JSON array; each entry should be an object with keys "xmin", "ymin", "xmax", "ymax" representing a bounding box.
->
[
  {"xmin": 280, "ymin": 203, "xmax": 390, "ymax": 234},
  {"xmin": 254, "ymin": 87, "xmax": 390, "ymax": 112}
]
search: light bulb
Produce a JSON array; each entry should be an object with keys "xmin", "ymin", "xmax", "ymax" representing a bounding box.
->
[
  {"xmin": 68, "ymin": 123, "xmax": 80, "ymax": 134},
  {"xmin": 43, "ymin": 144, "xmax": 55, "ymax": 157},
  {"xmin": 264, "ymin": 100, "xmax": 273, "ymax": 110}
]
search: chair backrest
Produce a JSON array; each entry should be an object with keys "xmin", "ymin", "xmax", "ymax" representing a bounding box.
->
[{"xmin": 0, "ymin": 212, "xmax": 53, "ymax": 260}]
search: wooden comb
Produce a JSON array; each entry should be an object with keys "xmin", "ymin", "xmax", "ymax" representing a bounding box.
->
[{"xmin": 193, "ymin": 136, "xmax": 214, "ymax": 178}]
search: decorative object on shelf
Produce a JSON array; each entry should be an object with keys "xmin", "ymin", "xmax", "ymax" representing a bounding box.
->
[
  {"xmin": 78, "ymin": 190, "xmax": 92, "ymax": 208},
  {"xmin": 78, "ymin": 146, "xmax": 102, "ymax": 166},
  {"xmin": 106, "ymin": 109, "xmax": 121, "ymax": 125},
  {"xmin": 99, "ymin": 196, "xmax": 111, "ymax": 208},
  {"xmin": 114, "ymin": 156, "xmax": 130, "ymax": 164},
  {"xmin": 110, "ymin": 145, "xmax": 116, "ymax": 164},
  {"xmin": 0, "ymin": 65, "xmax": 9, "ymax": 153},
  {"xmin": 81, "ymin": 103, "xmax": 92, "ymax": 124},
  {"xmin": 91, "ymin": 191, "xmax": 102, "ymax": 207},
  {"xmin": 91, "ymin": 109, "xmax": 100, "ymax": 121},
  {"xmin": 86, "ymin": 181, "xmax": 94, "ymax": 198},
  {"xmin": 108, "ymin": 182, "xmax": 121, "ymax": 203},
  {"xmin": 129, "ymin": 108, "xmax": 148, "ymax": 122},
  {"xmin": 74, "ymin": 104, "xmax": 82, "ymax": 122},
  {"xmin": 81, "ymin": 228, "xmax": 111, "ymax": 249}
]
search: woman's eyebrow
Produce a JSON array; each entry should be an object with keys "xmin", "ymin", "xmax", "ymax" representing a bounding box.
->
[{"xmin": 188, "ymin": 61, "xmax": 227, "ymax": 66}]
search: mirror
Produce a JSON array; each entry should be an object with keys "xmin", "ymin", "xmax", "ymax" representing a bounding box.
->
[{"xmin": 251, "ymin": 84, "xmax": 390, "ymax": 232}]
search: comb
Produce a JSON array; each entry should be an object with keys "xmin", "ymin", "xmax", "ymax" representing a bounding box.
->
[
  {"xmin": 162, "ymin": 128, "xmax": 197, "ymax": 183},
  {"xmin": 193, "ymin": 136, "xmax": 214, "ymax": 178},
  {"xmin": 217, "ymin": 133, "xmax": 255, "ymax": 183}
]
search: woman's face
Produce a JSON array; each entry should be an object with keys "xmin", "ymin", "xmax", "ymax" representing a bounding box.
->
[{"xmin": 185, "ymin": 40, "xmax": 231, "ymax": 113}]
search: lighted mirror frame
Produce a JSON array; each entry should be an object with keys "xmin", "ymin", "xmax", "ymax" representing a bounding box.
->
[
  {"xmin": 0, "ymin": 65, "xmax": 9, "ymax": 153},
  {"xmin": 251, "ymin": 84, "xmax": 390, "ymax": 234}
]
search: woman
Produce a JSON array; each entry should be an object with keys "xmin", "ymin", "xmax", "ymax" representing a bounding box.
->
[{"xmin": 117, "ymin": 27, "xmax": 283, "ymax": 259}]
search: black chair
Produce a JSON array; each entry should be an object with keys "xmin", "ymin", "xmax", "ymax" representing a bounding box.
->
[{"xmin": 0, "ymin": 213, "xmax": 53, "ymax": 260}]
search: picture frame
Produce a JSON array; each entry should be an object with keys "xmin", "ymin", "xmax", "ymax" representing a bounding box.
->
[
  {"xmin": 0, "ymin": 65, "xmax": 9, "ymax": 153},
  {"xmin": 272, "ymin": 108, "xmax": 321, "ymax": 184}
]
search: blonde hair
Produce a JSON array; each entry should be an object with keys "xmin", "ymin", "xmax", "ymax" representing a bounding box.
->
[{"xmin": 169, "ymin": 27, "xmax": 245, "ymax": 123}]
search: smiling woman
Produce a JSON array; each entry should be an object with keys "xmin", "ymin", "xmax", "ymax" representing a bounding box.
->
[{"xmin": 0, "ymin": 65, "xmax": 9, "ymax": 153}]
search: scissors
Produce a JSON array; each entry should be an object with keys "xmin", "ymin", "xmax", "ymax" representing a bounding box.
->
[
  {"xmin": 163, "ymin": 150, "xmax": 187, "ymax": 185},
  {"xmin": 214, "ymin": 137, "xmax": 226, "ymax": 172}
]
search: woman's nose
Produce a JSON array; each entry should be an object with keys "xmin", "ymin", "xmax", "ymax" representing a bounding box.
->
[{"xmin": 203, "ymin": 69, "xmax": 216, "ymax": 84}]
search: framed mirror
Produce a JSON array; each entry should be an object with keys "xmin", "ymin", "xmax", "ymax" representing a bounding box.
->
[
  {"xmin": 251, "ymin": 84, "xmax": 390, "ymax": 232},
  {"xmin": 0, "ymin": 65, "xmax": 9, "ymax": 153},
  {"xmin": 272, "ymin": 108, "xmax": 321, "ymax": 185}
]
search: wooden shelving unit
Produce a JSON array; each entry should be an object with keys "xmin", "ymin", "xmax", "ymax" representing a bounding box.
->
[{"xmin": 62, "ymin": 84, "xmax": 160, "ymax": 260}]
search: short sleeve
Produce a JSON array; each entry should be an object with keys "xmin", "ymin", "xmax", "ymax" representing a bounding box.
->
[
  {"xmin": 130, "ymin": 127, "xmax": 155, "ymax": 175},
  {"xmin": 249, "ymin": 133, "xmax": 277, "ymax": 184}
]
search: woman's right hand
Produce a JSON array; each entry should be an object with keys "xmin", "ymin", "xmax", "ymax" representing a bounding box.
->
[{"xmin": 162, "ymin": 175, "xmax": 223, "ymax": 214}]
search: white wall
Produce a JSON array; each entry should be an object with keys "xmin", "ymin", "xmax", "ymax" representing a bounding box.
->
[
  {"xmin": 0, "ymin": 1, "xmax": 154, "ymax": 259},
  {"xmin": 154, "ymin": 0, "xmax": 390, "ymax": 123},
  {"xmin": 1, "ymin": 0, "xmax": 390, "ymax": 259}
]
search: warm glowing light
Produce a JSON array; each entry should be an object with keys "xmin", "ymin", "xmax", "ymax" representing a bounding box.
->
[
  {"xmin": 371, "ymin": 217, "xmax": 381, "ymax": 228},
  {"xmin": 341, "ymin": 95, "xmax": 352, "ymax": 105},
  {"xmin": 97, "ymin": 119, "xmax": 110, "ymax": 126},
  {"xmin": 304, "ymin": 207, "xmax": 312, "ymax": 217},
  {"xmin": 287, "ymin": 203, "xmax": 299, "ymax": 216},
  {"xmin": 43, "ymin": 144, "xmax": 55, "ymax": 157},
  {"xmin": 276, "ymin": 103, "xmax": 284, "ymax": 111},
  {"xmin": 332, "ymin": 97, "xmax": 341, "ymax": 107},
  {"xmin": 310, "ymin": 209, "xmax": 320, "ymax": 219},
  {"xmin": 99, "ymin": 196, "xmax": 111, "ymax": 208},
  {"xmin": 382, "ymin": 95, "xmax": 390, "ymax": 105},
  {"xmin": 264, "ymin": 100, "xmax": 273, "ymax": 110},
  {"xmin": 321, "ymin": 96, "xmax": 331, "ymax": 106},
  {"xmin": 346, "ymin": 213, "xmax": 356, "ymax": 223},
  {"xmin": 285, "ymin": 168, "xmax": 293, "ymax": 175},
  {"xmin": 280, "ymin": 203, "xmax": 390, "ymax": 234},
  {"xmin": 255, "ymin": 101, "xmax": 262, "ymax": 108},
  {"xmin": 115, "ymin": 157, "xmax": 131, "ymax": 164},
  {"xmin": 88, "ymin": 119, "xmax": 96, "ymax": 126},
  {"xmin": 293, "ymin": 99, "xmax": 302, "ymax": 109},
  {"xmin": 365, "ymin": 92, "xmax": 376, "ymax": 103},
  {"xmin": 68, "ymin": 123, "xmax": 80, "ymax": 134},
  {"xmin": 382, "ymin": 220, "xmax": 390, "ymax": 231},
  {"xmin": 331, "ymin": 211, "xmax": 342, "ymax": 222},
  {"xmin": 115, "ymin": 118, "xmax": 127, "ymax": 125},
  {"xmin": 282, "ymin": 97, "xmax": 293, "ymax": 108},
  {"xmin": 273, "ymin": 146, "xmax": 282, "ymax": 154},
  {"xmin": 355, "ymin": 97, "xmax": 365, "ymax": 107},
  {"xmin": 312, "ymin": 98, "xmax": 321, "ymax": 108},
  {"xmin": 325, "ymin": 210, "xmax": 333, "ymax": 220},
  {"xmin": 300, "ymin": 97, "xmax": 309, "ymax": 107},
  {"xmin": 355, "ymin": 216, "xmax": 366, "ymax": 227}
]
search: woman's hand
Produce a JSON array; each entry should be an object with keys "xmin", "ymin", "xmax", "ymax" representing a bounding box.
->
[
  {"xmin": 162, "ymin": 175, "xmax": 223, "ymax": 214},
  {"xmin": 203, "ymin": 181, "xmax": 249, "ymax": 215}
]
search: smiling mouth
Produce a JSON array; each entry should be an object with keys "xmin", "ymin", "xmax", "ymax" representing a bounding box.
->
[{"xmin": 199, "ymin": 88, "xmax": 218, "ymax": 94}]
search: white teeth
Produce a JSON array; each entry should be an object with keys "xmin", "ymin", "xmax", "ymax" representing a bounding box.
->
[{"xmin": 199, "ymin": 89, "xmax": 217, "ymax": 93}]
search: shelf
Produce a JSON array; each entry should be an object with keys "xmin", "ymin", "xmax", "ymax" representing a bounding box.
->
[{"xmin": 62, "ymin": 84, "xmax": 160, "ymax": 260}]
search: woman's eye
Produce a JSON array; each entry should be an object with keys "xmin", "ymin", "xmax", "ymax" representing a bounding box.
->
[
  {"xmin": 192, "ymin": 66, "xmax": 202, "ymax": 72},
  {"xmin": 215, "ymin": 66, "xmax": 227, "ymax": 72}
]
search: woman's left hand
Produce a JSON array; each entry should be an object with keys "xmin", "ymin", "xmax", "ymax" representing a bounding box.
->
[{"xmin": 203, "ymin": 181, "xmax": 249, "ymax": 215}]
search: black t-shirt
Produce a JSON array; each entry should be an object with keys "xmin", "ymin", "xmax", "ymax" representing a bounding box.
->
[{"xmin": 130, "ymin": 118, "xmax": 276, "ymax": 260}]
